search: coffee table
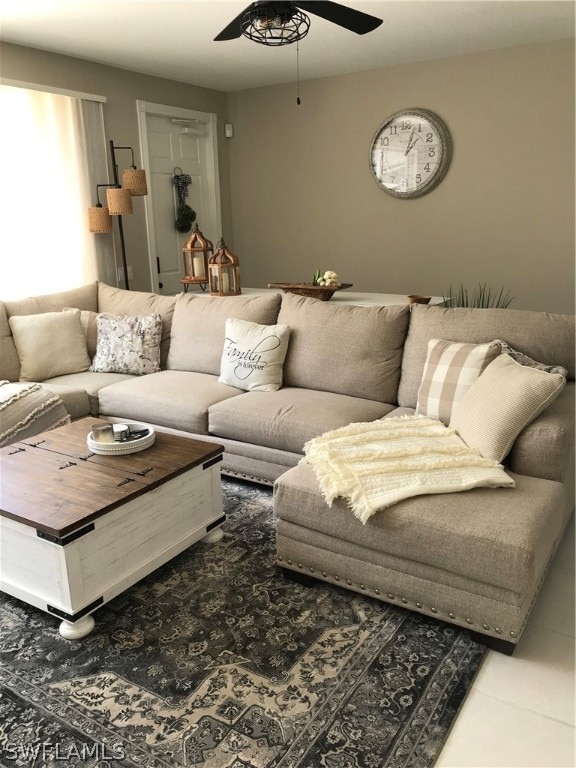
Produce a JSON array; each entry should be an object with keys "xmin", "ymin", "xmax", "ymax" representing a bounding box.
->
[{"xmin": 0, "ymin": 418, "xmax": 225, "ymax": 639}]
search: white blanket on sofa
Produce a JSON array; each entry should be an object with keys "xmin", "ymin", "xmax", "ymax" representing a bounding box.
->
[{"xmin": 302, "ymin": 415, "xmax": 515, "ymax": 524}]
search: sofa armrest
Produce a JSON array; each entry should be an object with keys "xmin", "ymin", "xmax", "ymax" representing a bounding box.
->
[{"xmin": 506, "ymin": 382, "xmax": 575, "ymax": 484}]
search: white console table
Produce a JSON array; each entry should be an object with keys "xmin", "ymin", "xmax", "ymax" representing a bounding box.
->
[{"xmin": 189, "ymin": 287, "xmax": 443, "ymax": 307}]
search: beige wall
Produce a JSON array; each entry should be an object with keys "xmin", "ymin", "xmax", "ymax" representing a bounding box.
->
[
  {"xmin": 1, "ymin": 40, "xmax": 574, "ymax": 312},
  {"xmin": 227, "ymin": 40, "xmax": 575, "ymax": 313},
  {"xmin": 0, "ymin": 42, "xmax": 232, "ymax": 293}
]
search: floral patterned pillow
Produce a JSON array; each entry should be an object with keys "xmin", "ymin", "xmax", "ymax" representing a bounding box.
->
[{"xmin": 90, "ymin": 313, "xmax": 162, "ymax": 375}]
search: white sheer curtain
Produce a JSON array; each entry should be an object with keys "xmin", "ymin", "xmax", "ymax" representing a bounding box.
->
[{"xmin": 0, "ymin": 85, "xmax": 112, "ymax": 300}]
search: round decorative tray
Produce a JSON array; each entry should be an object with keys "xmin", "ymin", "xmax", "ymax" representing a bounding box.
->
[
  {"xmin": 267, "ymin": 282, "xmax": 353, "ymax": 301},
  {"xmin": 87, "ymin": 422, "xmax": 155, "ymax": 455}
]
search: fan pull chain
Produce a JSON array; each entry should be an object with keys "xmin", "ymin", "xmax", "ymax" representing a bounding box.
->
[{"xmin": 296, "ymin": 40, "xmax": 301, "ymax": 105}]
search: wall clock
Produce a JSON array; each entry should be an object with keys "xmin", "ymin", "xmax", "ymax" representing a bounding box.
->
[{"xmin": 369, "ymin": 108, "xmax": 452, "ymax": 199}]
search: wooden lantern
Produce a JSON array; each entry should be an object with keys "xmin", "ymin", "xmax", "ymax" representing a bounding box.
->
[
  {"xmin": 181, "ymin": 223, "xmax": 213, "ymax": 292},
  {"xmin": 208, "ymin": 238, "xmax": 241, "ymax": 296}
]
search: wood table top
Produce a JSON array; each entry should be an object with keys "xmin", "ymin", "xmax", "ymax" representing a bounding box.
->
[{"xmin": 0, "ymin": 418, "xmax": 224, "ymax": 537}]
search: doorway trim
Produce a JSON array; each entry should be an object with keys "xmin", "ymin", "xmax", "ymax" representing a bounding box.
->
[{"xmin": 136, "ymin": 100, "xmax": 222, "ymax": 294}]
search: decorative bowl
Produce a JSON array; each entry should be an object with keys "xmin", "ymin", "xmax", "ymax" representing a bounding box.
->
[
  {"xmin": 267, "ymin": 282, "xmax": 353, "ymax": 301},
  {"xmin": 87, "ymin": 422, "xmax": 155, "ymax": 455}
]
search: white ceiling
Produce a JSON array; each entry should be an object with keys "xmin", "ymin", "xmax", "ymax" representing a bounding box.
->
[{"xmin": 0, "ymin": 1, "xmax": 573, "ymax": 92}]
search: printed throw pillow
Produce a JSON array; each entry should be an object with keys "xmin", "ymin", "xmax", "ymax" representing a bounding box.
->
[
  {"xmin": 416, "ymin": 338, "xmax": 501, "ymax": 424},
  {"xmin": 8, "ymin": 308, "xmax": 91, "ymax": 382},
  {"xmin": 450, "ymin": 353, "xmax": 566, "ymax": 462},
  {"xmin": 494, "ymin": 338, "xmax": 568, "ymax": 378},
  {"xmin": 218, "ymin": 317, "xmax": 290, "ymax": 392},
  {"xmin": 90, "ymin": 313, "xmax": 162, "ymax": 375}
]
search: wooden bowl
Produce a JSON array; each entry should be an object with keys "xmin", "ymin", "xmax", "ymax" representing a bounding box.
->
[{"xmin": 267, "ymin": 283, "xmax": 353, "ymax": 301}]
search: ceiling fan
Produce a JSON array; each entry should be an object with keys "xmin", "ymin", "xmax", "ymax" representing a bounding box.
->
[{"xmin": 214, "ymin": 1, "xmax": 383, "ymax": 46}]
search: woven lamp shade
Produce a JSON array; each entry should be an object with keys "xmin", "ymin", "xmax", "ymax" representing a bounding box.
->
[
  {"xmin": 106, "ymin": 187, "xmax": 133, "ymax": 215},
  {"xmin": 122, "ymin": 168, "xmax": 148, "ymax": 196},
  {"xmin": 88, "ymin": 206, "xmax": 113, "ymax": 233}
]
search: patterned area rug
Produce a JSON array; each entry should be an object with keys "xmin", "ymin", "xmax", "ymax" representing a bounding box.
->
[{"xmin": 0, "ymin": 480, "xmax": 487, "ymax": 767}]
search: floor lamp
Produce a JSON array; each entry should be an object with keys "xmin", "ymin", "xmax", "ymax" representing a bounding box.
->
[{"xmin": 87, "ymin": 140, "xmax": 148, "ymax": 290}]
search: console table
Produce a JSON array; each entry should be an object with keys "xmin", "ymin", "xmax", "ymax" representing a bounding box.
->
[{"xmin": 188, "ymin": 287, "xmax": 443, "ymax": 307}]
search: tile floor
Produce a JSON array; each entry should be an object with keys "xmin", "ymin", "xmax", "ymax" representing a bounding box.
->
[{"xmin": 436, "ymin": 514, "xmax": 575, "ymax": 768}]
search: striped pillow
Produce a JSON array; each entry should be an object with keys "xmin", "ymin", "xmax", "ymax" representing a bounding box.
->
[{"xmin": 416, "ymin": 339, "xmax": 501, "ymax": 424}]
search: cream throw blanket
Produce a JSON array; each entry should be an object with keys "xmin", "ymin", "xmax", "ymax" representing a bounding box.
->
[{"xmin": 302, "ymin": 415, "xmax": 515, "ymax": 524}]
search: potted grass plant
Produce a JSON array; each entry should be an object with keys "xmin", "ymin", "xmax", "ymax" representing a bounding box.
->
[{"xmin": 443, "ymin": 283, "xmax": 514, "ymax": 308}]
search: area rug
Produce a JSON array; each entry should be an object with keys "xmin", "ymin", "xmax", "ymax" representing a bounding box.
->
[{"xmin": 0, "ymin": 479, "xmax": 487, "ymax": 767}]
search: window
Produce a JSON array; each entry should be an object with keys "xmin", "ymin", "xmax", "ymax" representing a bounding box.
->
[{"xmin": 0, "ymin": 85, "xmax": 109, "ymax": 299}]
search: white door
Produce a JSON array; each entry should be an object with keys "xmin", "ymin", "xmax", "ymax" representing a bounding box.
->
[{"xmin": 138, "ymin": 101, "xmax": 222, "ymax": 295}]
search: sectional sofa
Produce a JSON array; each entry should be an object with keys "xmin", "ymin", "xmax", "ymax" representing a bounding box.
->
[{"xmin": 0, "ymin": 280, "xmax": 574, "ymax": 652}]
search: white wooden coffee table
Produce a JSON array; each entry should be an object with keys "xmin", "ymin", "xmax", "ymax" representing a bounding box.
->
[{"xmin": 0, "ymin": 418, "xmax": 225, "ymax": 639}]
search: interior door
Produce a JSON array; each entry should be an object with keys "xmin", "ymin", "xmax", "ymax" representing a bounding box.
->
[{"xmin": 139, "ymin": 105, "xmax": 221, "ymax": 295}]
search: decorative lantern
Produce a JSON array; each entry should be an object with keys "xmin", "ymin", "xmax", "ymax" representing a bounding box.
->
[
  {"xmin": 181, "ymin": 223, "xmax": 213, "ymax": 292},
  {"xmin": 208, "ymin": 238, "xmax": 241, "ymax": 296}
]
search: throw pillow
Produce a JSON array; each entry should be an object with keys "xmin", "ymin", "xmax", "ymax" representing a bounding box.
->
[
  {"xmin": 450, "ymin": 353, "xmax": 566, "ymax": 462},
  {"xmin": 8, "ymin": 309, "xmax": 91, "ymax": 382},
  {"xmin": 494, "ymin": 338, "xmax": 568, "ymax": 377},
  {"xmin": 416, "ymin": 338, "xmax": 501, "ymax": 424},
  {"xmin": 90, "ymin": 313, "xmax": 162, "ymax": 375},
  {"xmin": 167, "ymin": 293, "xmax": 282, "ymax": 375},
  {"xmin": 218, "ymin": 318, "xmax": 290, "ymax": 391}
]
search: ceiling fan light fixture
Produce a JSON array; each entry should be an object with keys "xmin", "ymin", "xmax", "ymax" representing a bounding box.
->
[{"xmin": 241, "ymin": 3, "xmax": 310, "ymax": 46}]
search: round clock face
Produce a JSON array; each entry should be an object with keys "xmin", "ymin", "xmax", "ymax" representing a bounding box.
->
[{"xmin": 370, "ymin": 108, "xmax": 452, "ymax": 199}]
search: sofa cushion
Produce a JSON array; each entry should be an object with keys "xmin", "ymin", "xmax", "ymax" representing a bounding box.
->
[
  {"xmin": 0, "ymin": 380, "xmax": 70, "ymax": 448},
  {"xmin": 507, "ymin": 382, "xmax": 575, "ymax": 485},
  {"xmin": 274, "ymin": 462, "xmax": 565, "ymax": 594},
  {"xmin": 8, "ymin": 309, "xmax": 91, "ymax": 382},
  {"xmin": 38, "ymin": 384, "xmax": 92, "ymax": 420},
  {"xmin": 450, "ymin": 354, "xmax": 566, "ymax": 462},
  {"xmin": 2, "ymin": 283, "xmax": 98, "ymax": 382},
  {"xmin": 98, "ymin": 370, "xmax": 243, "ymax": 434},
  {"xmin": 97, "ymin": 282, "xmax": 176, "ymax": 368},
  {"xmin": 167, "ymin": 293, "xmax": 282, "ymax": 375},
  {"xmin": 219, "ymin": 318, "xmax": 290, "ymax": 392},
  {"xmin": 43, "ymin": 371, "xmax": 135, "ymax": 416},
  {"xmin": 209, "ymin": 387, "xmax": 394, "ymax": 454},
  {"xmin": 90, "ymin": 313, "xmax": 162, "ymax": 375},
  {"xmin": 0, "ymin": 303, "xmax": 20, "ymax": 382},
  {"xmin": 398, "ymin": 305, "xmax": 576, "ymax": 408},
  {"xmin": 416, "ymin": 338, "xmax": 501, "ymax": 424},
  {"xmin": 277, "ymin": 293, "xmax": 410, "ymax": 403},
  {"xmin": 3, "ymin": 282, "xmax": 98, "ymax": 317},
  {"xmin": 65, "ymin": 307, "xmax": 98, "ymax": 358}
]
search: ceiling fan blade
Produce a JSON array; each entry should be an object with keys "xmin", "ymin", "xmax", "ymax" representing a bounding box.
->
[
  {"xmin": 214, "ymin": 3, "xmax": 256, "ymax": 41},
  {"xmin": 296, "ymin": 1, "xmax": 382, "ymax": 34}
]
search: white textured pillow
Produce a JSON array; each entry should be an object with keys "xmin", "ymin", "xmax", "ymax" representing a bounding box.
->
[
  {"xmin": 450, "ymin": 354, "xmax": 566, "ymax": 462},
  {"xmin": 8, "ymin": 309, "xmax": 91, "ymax": 382},
  {"xmin": 416, "ymin": 338, "xmax": 501, "ymax": 424},
  {"xmin": 90, "ymin": 313, "xmax": 162, "ymax": 375},
  {"xmin": 218, "ymin": 318, "xmax": 290, "ymax": 392}
]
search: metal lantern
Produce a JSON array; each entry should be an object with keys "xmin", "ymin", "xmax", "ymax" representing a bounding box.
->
[
  {"xmin": 181, "ymin": 223, "xmax": 213, "ymax": 292},
  {"xmin": 208, "ymin": 238, "xmax": 241, "ymax": 296}
]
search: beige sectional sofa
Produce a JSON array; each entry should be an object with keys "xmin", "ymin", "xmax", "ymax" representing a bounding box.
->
[{"xmin": 1, "ymin": 280, "xmax": 574, "ymax": 653}]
